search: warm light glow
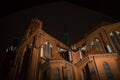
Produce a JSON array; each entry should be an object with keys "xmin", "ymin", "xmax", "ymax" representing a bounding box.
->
[
  {"xmin": 41, "ymin": 46, "xmax": 44, "ymax": 57},
  {"xmin": 79, "ymin": 49, "xmax": 82, "ymax": 59},
  {"xmin": 69, "ymin": 50, "xmax": 72, "ymax": 61},
  {"xmin": 107, "ymin": 45, "xmax": 112, "ymax": 52}
]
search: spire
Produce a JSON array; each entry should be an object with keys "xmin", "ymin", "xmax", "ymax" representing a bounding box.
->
[{"xmin": 63, "ymin": 25, "xmax": 71, "ymax": 46}]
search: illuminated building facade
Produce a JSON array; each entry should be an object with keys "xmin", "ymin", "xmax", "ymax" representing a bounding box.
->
[{"xmin": 7, "ymin": 19, "xmax": 120, "ymax": 80}]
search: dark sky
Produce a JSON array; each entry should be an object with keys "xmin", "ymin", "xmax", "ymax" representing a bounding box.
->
[{"xmin": 0, "ymin": 1, "xmax": 120, "ymax": 53}]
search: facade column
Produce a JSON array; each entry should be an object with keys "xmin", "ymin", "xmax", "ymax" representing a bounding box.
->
[
  {"xmin": 83, "ymin": 68, "xmax": 87, "ymax": 80},
  {"xmin": 16, "ymin": 47, "xmax": 27, "ymax": 80},
  {"xmin": 38, "ymin": 69, "xmax": 41, "ymax": 80},
  {"xmin": 59, "ymin": 67, "xmax": 63, "ymax": 80},
  {"xmin": 28, "ymin": 47, "xmax": 39, "ymax": 80},
  {"xmin": 73, "ymin": 66, "xmax": 78, "ymax": 80},
  {"xmin": 81, "ymin": 70, "xmax": 85, "ymax": 80},
  {"xmin": 92, "ymin": 57, "xmax": 100, "ymax": 80}
]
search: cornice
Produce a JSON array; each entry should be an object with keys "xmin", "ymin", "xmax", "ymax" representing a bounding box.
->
[
  {"xmin": 89, "ymin": 53, "xmax": 118, "ymax": 58},
  {"xmin": 75, "ymin": 53, "xmax": 118, "ymax": 67},
  {"xmin": 41, "ymin": 59, "xmax": 73, "ymax": 68}
]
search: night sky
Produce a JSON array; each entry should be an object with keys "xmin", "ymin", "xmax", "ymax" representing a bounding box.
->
[{"xmin": 0, "ymin": 0, "xmax": 120, "ymax": 54}]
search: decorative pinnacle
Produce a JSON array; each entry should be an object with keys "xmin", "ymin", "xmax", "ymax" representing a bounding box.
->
[{"xmin": 31, "ymin": 18, "xmax": 43, "ymax": 29}]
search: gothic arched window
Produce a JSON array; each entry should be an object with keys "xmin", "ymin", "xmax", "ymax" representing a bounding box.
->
[
  {"xmin": 48, "ymin": 42, "xmax": 52, "ymax": 58},
  {"xmin": 67, "ymin": 70, "xmax": 73, "ymax": 80},
  {"xmin": 55, "ymin": 68, "xmax": 60, "ymax": 80},
  {"xmin": 90, "ymin": 38, "xmax": 104, "ymax": 52},
  {"xmin": 43, "ymin": 44, "xmax": 46, "ymax": 57},
  {"xmin": 44, "ymin": 42, "xmax": 52, "ymax": 58},
  {"xmin": 110, "ymin": 31, "xmax": 120, "ymax": 54},
  {"xmin": 94, "ymin": 38, "xmax": 103, "ymax": 52},
  {"xmin": 40, "ymin": 45, "xmax": 44, "ymax": 57},
  {"xmin": 103, "ymin": 62, "xmax": 113, "ymax": 79}
]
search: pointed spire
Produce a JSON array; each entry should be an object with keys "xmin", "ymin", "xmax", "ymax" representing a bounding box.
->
[{"xmin": 63, "ymin": 24, "xmax": 71, "ymax": 46}]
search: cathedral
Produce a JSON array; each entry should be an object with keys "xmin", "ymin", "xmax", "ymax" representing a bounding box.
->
[{"xmin": 2, "ymin": 19, "xmax": 120, "ymax": 80}]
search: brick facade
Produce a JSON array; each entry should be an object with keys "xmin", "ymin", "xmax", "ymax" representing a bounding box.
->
[{"xmin": 9, "ymin": 19, "xmax": 120, "ymax": 80}]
